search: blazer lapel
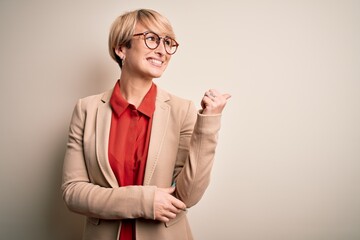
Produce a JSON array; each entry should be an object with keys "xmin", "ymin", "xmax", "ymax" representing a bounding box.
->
[
  {"xmin": 96, "ymin": 90, "xmax": 119, "ymax": 188},
  {"xmin": 143, "ymin": 89, "xmax": 170, "ymax": 185}
]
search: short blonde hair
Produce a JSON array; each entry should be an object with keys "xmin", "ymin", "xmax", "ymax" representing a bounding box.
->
[{"xmin": 108, "ymin": 9, "xmax": 176, "ymax": 68}]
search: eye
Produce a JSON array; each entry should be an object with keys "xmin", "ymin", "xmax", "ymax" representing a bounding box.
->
[
  {"xmin": 164, "ymin": 38, "xmax": 172, "ymax": 47},
  {"xmin": 145, "ymin": 33, "xmax": 159, "ymax": 42},
  {"xmin": 146, "ymin": 36, "xmax": 156, "ymax": 42}
]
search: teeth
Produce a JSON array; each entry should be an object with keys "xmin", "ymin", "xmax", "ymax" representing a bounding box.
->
[{"xmin": 149, "ymin": 58, "xmax": 162, "ymax": 66}]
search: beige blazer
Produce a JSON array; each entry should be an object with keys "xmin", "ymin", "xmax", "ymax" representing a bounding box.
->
[{"xmin": 62, "ymin": 87, "xmax": 221, "ymax": 240}]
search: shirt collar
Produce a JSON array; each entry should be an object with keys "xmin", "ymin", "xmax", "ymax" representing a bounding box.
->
[
  {"xmin": 137, "ymin": 83, "xmax": 157, "ymax": 117},
  {"xmin": 110, "ymin": 80, "xmax": 157, "ymax": 118}
]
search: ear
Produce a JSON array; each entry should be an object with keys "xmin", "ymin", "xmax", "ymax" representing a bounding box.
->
[{"xmin": 115, "ymin": 46, "xmax": 126, "ymax": 59}]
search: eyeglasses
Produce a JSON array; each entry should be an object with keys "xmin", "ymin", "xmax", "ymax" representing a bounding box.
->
[{"xmin": 133, "ymin": 31, "xmax": 179, "ymax": 55}]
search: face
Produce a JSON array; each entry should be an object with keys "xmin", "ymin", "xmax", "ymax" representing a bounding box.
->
[{"xmin": 117, "ymin": 23, "xmax": 173, "ymax": 80}]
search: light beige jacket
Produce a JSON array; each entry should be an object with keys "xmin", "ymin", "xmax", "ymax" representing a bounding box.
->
[{"xmin": 62, "ymin": 87, "xmax": 221, "ymax": 240}]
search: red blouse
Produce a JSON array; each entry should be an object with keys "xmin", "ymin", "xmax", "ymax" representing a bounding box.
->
[{"xmin": 108, "ymin": 80, "xmax": 157, "ymax": 240}]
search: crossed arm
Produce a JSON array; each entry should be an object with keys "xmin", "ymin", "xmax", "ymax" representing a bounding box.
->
[
  {"xmin": 62, "ymin": 89, "xmax": 230, "ymax": 223},
  {"xmin": 151, "ymin": 89, "xmax": 231, "ymax": 222}
]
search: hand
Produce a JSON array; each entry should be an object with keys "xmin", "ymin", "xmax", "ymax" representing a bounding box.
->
[
  {"xmin": 201, "ymin": 89, "xmax": 231, "ymax": 115},
  {"xmin": 154, "ymin": 187, "xmax": 186, "ymax": 223}
]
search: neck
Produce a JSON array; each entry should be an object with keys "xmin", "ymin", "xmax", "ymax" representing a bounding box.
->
[{"xmin": 119, "ymin": 73, "xmax": 153, "ymax": 108}]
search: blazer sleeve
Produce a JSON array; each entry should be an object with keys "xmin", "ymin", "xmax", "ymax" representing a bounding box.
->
[
  {"xmin": 61, "ymin": 99, "xmax": 156, "ymax": 220},
  {"xmin": 173, "ymin": 101, "xmax": 222, "ymax": 208}
]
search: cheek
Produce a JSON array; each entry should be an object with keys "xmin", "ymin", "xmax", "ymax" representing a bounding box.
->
[{"xmin": 165, "ymin": 56, "xmax": 172, "ymax": 64}]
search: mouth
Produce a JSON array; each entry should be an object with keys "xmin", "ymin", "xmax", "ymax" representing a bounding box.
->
[{"xmin": 147, "ymin": 57, "xmax": 164, "ymax": 67}]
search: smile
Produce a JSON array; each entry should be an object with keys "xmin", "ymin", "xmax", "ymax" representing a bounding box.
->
[{"xmin": 147, "ymin": 58, "xmax": 163, "ymax": 67}]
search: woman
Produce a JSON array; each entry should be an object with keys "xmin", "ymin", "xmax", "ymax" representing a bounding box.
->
[{"xmin": 62, "ymin": 9, "xmax": 230, "ymax": 240}]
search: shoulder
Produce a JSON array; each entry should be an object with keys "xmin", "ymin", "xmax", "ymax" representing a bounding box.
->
[
  {"xmin": 76, "ymin": 89, "xmax": 112, "ymax": 111},
  {"xmin": 157, "ymin": 87, "xmax": 197, "ymax": 122},
  {"xmin": 157, "ymin": 87, "xmax": 194, "ymax": 109}
]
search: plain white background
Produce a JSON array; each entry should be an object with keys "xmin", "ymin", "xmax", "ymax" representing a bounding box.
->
[{"xmin": 1, "ymin": 0, "xmax": 359, "ymax": 239}]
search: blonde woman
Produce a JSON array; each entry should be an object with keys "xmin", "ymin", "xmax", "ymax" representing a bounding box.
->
[{"xmin": 62, "ymin": 9, "xmax": 230, "ymax": 240}]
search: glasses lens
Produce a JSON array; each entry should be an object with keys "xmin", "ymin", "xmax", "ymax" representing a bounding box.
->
[
  {"xmin": 143, "ymin": 32, "xmax": 178, "ymax": 55},
  {"xmin": 144, "ymin": 32, "xmax": 160, "ymax": 49},
  {"xmin": 164, "ymin": 37, "xmax": 178, "ymax": 55}
]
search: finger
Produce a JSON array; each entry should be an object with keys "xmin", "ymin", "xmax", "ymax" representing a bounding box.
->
[
  {"xmin": 222, "ymin": 93, "xmax": 232, "ymax": 100},
  {"xmin": 201, "ymin": 97, "xmax": 213, "ymax": 109},
  {"xmin": 167, "ymin": 187, "xmax": 175, "ymax": 194},
  {"xmin": 159, "ymin": 216, "xmax": 170, "ymax": 223},
  {"xmin": 204, "ymin": 92, "xmax": 215, "ymax": 99},
  {"xmin": 168, "ymin": 203, "xmax": 183, "ymax": 214},
  {"xmin": 203, "ymin": 96, "xmax": 214, "ymax": 103},
  {"xmin": 163, "ymin": 211, "xmax": 177, "ymax": 220},
  {"xmin": 159, "ymin": 187, "xmax": 175, "ymax": 194},
  {"xmin": 201, "ymin": 99, "xmax": 206, "ymax": 109},
  {"xmin": 171, "ymin": 197, "xmax": 186, "ymax": 210},
  {"xmin": 208, "ymin": 89, "xmax": 231, "ymax": 99},
  {"xmin": 209, "ymin": 89, "xmax": 220, "ymax": 96}
]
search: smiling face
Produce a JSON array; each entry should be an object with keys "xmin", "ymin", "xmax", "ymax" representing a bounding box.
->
[{"xmin": 116, "ymin": 23, "xmax": 172, "ymax": 81}]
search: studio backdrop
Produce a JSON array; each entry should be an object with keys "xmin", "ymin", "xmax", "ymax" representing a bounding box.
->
[{"xmin": 0, "ymin": 0, "xmax": 359, "ymax": 239}]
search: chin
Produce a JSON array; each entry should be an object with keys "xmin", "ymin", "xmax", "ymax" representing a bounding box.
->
[
  {"xmin": 151, "ymin": 73, "xmax": 163, "ymax": 79},
  {"xmin": 150, "ymin": 69, "xmax": 166, "ymax": 78}
]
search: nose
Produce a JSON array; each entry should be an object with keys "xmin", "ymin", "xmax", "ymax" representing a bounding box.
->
[{"xmin": 154, "ymin": 39, "xmax": 166, "ymax": 56}]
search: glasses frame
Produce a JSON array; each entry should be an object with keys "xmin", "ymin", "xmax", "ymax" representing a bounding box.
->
[{"xmin": 133, "ymin": 31, "xmax": 179, "ymax": 55}]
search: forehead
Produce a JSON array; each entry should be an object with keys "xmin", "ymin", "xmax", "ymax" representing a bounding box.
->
[{"xmin": 136, "ymin": 20, "xmax": 175, "ymax": 38}]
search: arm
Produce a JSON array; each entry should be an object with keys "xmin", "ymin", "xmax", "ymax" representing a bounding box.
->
[
  {"xmin": 173, "ymin": 89, "xmax": 231, "ymax": 208},
  {"xmin": 61, "ymin": 99, "xmax": 156, "ymax": 220}
]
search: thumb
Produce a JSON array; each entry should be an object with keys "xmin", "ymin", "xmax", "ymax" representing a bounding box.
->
[
  {"xmin": 168, "ymin": 187, "xmax": 176, "ymax": 193},
  {"xmin": 223, "ymin": 93, "xmax": 232, "ymax": 100},
  {"xmin": 162, "ymin": 187, "xmax": 175, "ymax": 194}
]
